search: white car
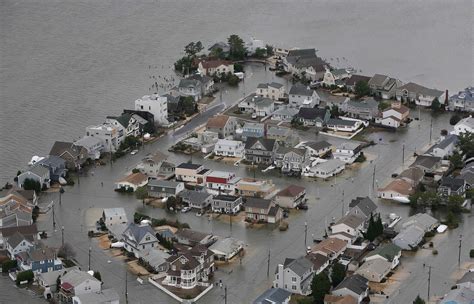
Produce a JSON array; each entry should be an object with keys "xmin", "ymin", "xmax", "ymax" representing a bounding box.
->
[
  {"xmin": 251, "ymin": 113, "xmax": 257, "ymax": 119},
  {"xmin": 130, "ymin": 150, "xmax": 138, "ymax": 155},
  {"xmin": 181, "ymin": 206, "xmax": 191, "ymax": 213}
]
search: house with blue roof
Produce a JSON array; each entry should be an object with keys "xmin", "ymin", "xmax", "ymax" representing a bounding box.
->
[
  {"xmin": 122, "ymin": 223, "xmax": 159, "ymax": 258},
  {"xmin": 448, "ymin": 86, "xmax": 474, "ymax": 112}
]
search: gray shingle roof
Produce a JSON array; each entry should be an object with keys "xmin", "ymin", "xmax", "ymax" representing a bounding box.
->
[
  {"xmin": 305, "ymin": 140, "xmax": 332, "ymax": 151},
  {"xmin": 284, "ymin": 256, "xmax": 313, "ymax": 277},
  {"xmin": 346, "ymin": 98, "xmax": 379, "ymax": 110},
  {"xmin": 29, "ymin": 164, "xmax": 50, "ymax": 177},
  {"xmin": 253, "ymin": 288, "xmax": 291, "ymax": 304},
  {"xmin": 349, "ymin": 197, "xmax": 377, "ymax": 217},
  {"xmin": 61, "ymin": 269, "xmax": 99, "ymax": 287},
  {"xmin": 398, "ymin": 82, "xmax": 443, "ymax": 97},
  {"xmin": 327, "ymin": 118, "xmax": 357, "ymax": 127},
  {"xmin": 245, "ymin": 197, "xmax": 272, "ymax": 209},
  {"xmin": 123, "ymin": 223, "xmax": 156, "ymax": 244},
  {"xmin": 289, "ymin": 84, "xmax": 313, "ymax": 96},
  {"xmin": 297, "ymin": 107, "xmax": 328, "ymax": 120},
  {"xmin": 440, "ymin": 176, "xmax": 465, "ymax": 191},
  {"xmin": 245, "ymin": 137, "xmax": 277, "ymax": 151},
  {"xmin": 334, "ymin": 274, "xmax": 368, "ymax": 295}
]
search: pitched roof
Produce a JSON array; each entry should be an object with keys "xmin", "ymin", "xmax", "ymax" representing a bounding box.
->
[
  {"xmin": 345, "ymin": 74, "xmax": 371, "ymax": 86},
  {"xmin": 349, "ymin": 197, "xmax": 377, "ymax": 217},
  {"xmin": 117, "ymin": 172, "xmax": 148, "ymax": 185},
  {"xmin": 379, "ymin": 179, "xmax": 413, "ymax": 196},
  {"xmin": 28, "ymin": 164, "xmax": 50, "ymax": 177},
  {"xmin": 103, "ymin": 208, "xmax": 126, "ymax": 219},
  {"xmin": 284, "ymin": 256, "xmax": 313, "ymax": 277},
  {"xmin": 305, "ymin": 140, "xmax": 332, "ymax": 151},
  {"xmin": 142, "ymin": 151, "xmax": 168, "ymax": 164},
  {"xmin": 7, "ymin": 232, "xmax": 33, "ymax": 248},
  {"xmin": 315, "ymin": 159, "xmax": 345, "ymax": 172},
  {"xmin": 365, "ymin": 243, "xmax": 401, "ymax": 262},
  {"xmin": 346, "ymin": 98, "xmax": 379, "ymax": 110},
  {"xmin": 206, "ymin": 115, "xmax": 231, "ymax": 129},
  {"xmin": 398, "ymin": 82, "xmax": 443, "ymax": 97},
  {"xmin": 175, "ymin": 229, "xmax": 210, "ymax": 243},
  {"xmin": 61, "ymin": 269, "xmax": 100, "ymax": 288},
  {"xmin": 305, "ymin": 253, "xmax": 329, "ymax": 270},
  {"xmin": 148, "ymin": 179, "xmax": 182, "ymax": 189},
  {"xmin": 277, "ymin": 185, "xmax": 306, "ymax": 198},
  {"xmin": 439, "ymin": 286, "xmax": 474, "ymax": 304},
  {"xmin": 324, "ymin": 295, "xmax": 357, "ymax": 304},
  {"xmin": 199, "ymin": 59, "xmax": 233, "ymax": 69},
  {"xmin": 440, "ymin": 176, "xmax": 465, "ymax": 191},
  {"xmin": 176, "ymin": 162, "xmax": 202, "ymax": 170},
  {"xmin": 275, "ymin": 146, "xmax": 306, "ymax": 157},
  {"xmin": 73, "ymin": 288, "xmax": 120, "ymax": 304},
  {"xmin": 253, "ymin": 288, "xmax": 291, "ymax": 304},
  {"xmin": 335, "ymin": 214, "xmax": 365, "ymax": 229},
  {"xmin": 178, "ymin": 189, "xmax": 212, "ymax": 203},
  {"xmin": 333, "ymin": 274, "xmax": 368, "ymax": 295},
  {"xmin": 402, "ymin": 213, "xmax": 439, "ymax": 232},
  {"xmin": 179, "ymin": 78, "xmax": 201, "ymax": 89},
  {"xmin": 289, "ymin": 84, "xmax": 314, "ymax": 96},
  {"xmin": 311, "ymin": 237, "xmax": 347, "ymax": 255},
  {"xmin": 257, "ymin": 82, "xmax": 284, "ymax": 89},
  {"xmin": 368, "ymin": 74, "xmax": 390, "ymax": 87},
  {"xmin": 356, "ymin": 258, "xmax": 392, "ymax": 277},
  {"xmin": 49, "ymin": 141, "xmax": 82, "ymax": 158},
  {"xmin": 457, "ymin": 271, "xmax": 474, "ymax": 285},
  {"xmin": 287, "ymin": 48, "xmax": 316, "ymax": 57},
  {"xmin": 244, "ymin": 137, "xmax": 277, "ymax": 151},
  {"xmin": 0, "ymin": 224, "xmax": 37, "ymax": 238},
  {"xmin": 327, "ymin": 118, "xmax": 357, "ymax": 127},
  {"xmin": 245, "ymin": 197, "xmax": 272, "ymax": 209},
  {"xmin": 297, "ymin": 107, "xmax": 328, "ymax": 120},
  {"xmin": 398, "ymin": 167, "xmax": 424, "ymax": 183},
  {"xmin": 123, "ymin": 223, "xmax": 156, "ymax": 244},
  {"xmin": 209, "ymin": 237, "xmax": 244, "ymax": 255}
]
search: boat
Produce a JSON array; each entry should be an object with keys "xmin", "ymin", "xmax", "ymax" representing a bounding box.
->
[
  {"xmin": 28, "ymin": 155, "xmax": 45, "ymax": 166},
  {"xmin": 111, "ymin": 242, "xmax": 125, "ymax": 248},
  {"xmin": 436, "ymin": 224, "xmax": 447, "ymax": 233},
  {"xmin": 392, "ymin": 196, "xmax": 410, "ymax": 204},
  {"xmin": 58, "ymin": 177, "xmax": 67, "ymax": 185}
]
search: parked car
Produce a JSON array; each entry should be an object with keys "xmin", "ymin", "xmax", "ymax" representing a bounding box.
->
[
  {"xmin": 130, "ymin": 149, "xmax": 138, "ymax": 155},
  {"xmin": 181, "ymin": 206, "xmax": 191, "ymax": 213}
]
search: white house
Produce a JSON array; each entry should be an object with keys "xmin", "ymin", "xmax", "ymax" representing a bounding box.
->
[
  {"xmin": 246, "ymin": 37, "xmax": 265, "ymax": 55},
  {"xmin": 448, "ymin": 87, "xmax": 474, "ymax": 112},
  {"xmin": 198, "ymin": 59, "xmax": 234, "ymax": 76},
  {"xmin": 424, "ymin": 135, "xmax": 458, "ymax": 158},
  {"xmin": 208, "ymin": 236, "xmax": 244, "ymax": 261},
  {"xmin": 330, "ymin": 214, "xmax": 365, "ymax": 239},
  {"xmin": 175, "ymin": 163, "xmax": 207, "ymax": 184},
  {"xmin": 239, "ymin": 94, "xmax": 275, "ymax": 117},
  {"xmin": 256, "ymin": 82, "xmax": 285, "ymax": 101},
  {"xmin": 364, "ymin": 243, "xmax": 402, "ymax": 269},
  {"xmin": 375, "ymin": 102, "xmax": 410, "ymax": 128},
  {"xmin": 114, "ymin": 172, "xmax": 148, "ymax": 191},
  {"xmin": 105, "ymin": 113, "xmax": 146, "ymax": 138},
  {"xmin": 333, "ymin": 142, "xmax": 362, "ymax": 164},
  {"xmin": 322, "ymin": 68, "xmax": 351, "ymax": 87},
  {"xmin": 85, "ymin": 123, "xmax": 123, "ymax": 153},
  {"xmin": 72, "ymin": 289, "xmax": 120, "ymax": 304},
  {"xmin": 134, "ymin": 94, "xmax": 169, "ymax": 126},
  {"xmin": 214, "ymin": 139, "xmax": 244, "ymax": 158},
  {"xmin": 102, "ymin": 208, "xmax": 127, "ymax": 228},
  {"xmin": 332, "ymin": 275, "xmax": 369, "ymax": 304},
  {"xmin": 122, "ymin": 223, "xmax": 159, "ymax": 258},
  {"xmin": 312, "ymin": 159, "xmax": 345, "ymax": 179},
  {"xmin": 452, "ymin": 116, "xmax": 474, "ymax": 135},
  {"xmin": 5, "ymin": 232, "xmax": 34, "ymax": 258},
  {"xmin": 288, "ymin": 84, "xmax": 320, "ymax": 108},
  {"xmin": 272, "ymin": 106, "xmax": 299, "ymax": 122},
  {"xmin": 178, "ymin": 78, "xmax": 202, "ymax": 102},
  {"xmin": 17, "ymin": 165, "xmax": 51, "ymax": 189},
  {"xmin": 60, "ymin": 269, "xmax": 102, "ymax": 297},
  {"xmin": 326, "ymin": 118, "xmax": 362, "ymax": 132},
  {"xmin": 273, "ymin": 256, "xmax": 314, "ymax": 296},
  {"xmin": 303, "ymin": 141, "xmax": 333, "ymax": 157}
]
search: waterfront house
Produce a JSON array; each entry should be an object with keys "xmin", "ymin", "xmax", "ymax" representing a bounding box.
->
[
  {"xmin": 17, "ymin": 165, "xmax": 51, "ymax": 189},
  {"xmin": 73, "ymin": 136, "xmax": 103, "ymax": 160},
  {"xmin": 392, "ymin": 225, "xmax": 424, "ymax": 250},
  {"xmin": 348, "ymin": 197, "xmax": 377, "ymax": 222},
  {"xmin": 267, "ymin": 126, "xmax": 292, "ymax": 143},
  {"xmin": 178, "ymin": 78, "xmax": 202, "ymax": 102},
  {"xmin": 303, "ymin": 141, "xmax": 333, "ymax": 157},
  {"xmin": 273, "ymin": 256, "xmax": 315, "ymax": 296},
  {"xmin": 245, "ymin": 137, "xmax": 279, "ymax": 165},
  {"xmin": 342, "ymin": 98, "xmax": 379, "ymax": 120},
  {"xmin": 305, "ymin": 253, "xmax": 330, "ymax": 275},
  {"xmin": 178, "ymin": 189, "xmax": 213, "ymax": 210},
  {"xmin": 402, "ymin": 213, "xmax": 439, "ymax": 233},
  {"xmin": 209, "ymin": 236, "xmax": 244, "ymax": 261},
  {"xmin": 102, "ymin": 208, "xmax": 127, "ymax": 228},
  {"xmin": 364, "ymin": 243, "xmax": 402, "ymax": 269},
  {"xmin": 296, "ymin": 108, "xmax": 330, "ymax": 127},
  {"xmin": 115, "ymin": 172, "xmax": 148, "ymax": 191},
  {"xmin": 147, "ymin": 179, "xmax": 184, "ymax": 198},
  {"xmin": 0, "ymin": 200, "xmax": 33, "ymax": 229},
  {"xmin": 333, "ymin": 142, "xmax": 361, "ymax": 164},
  {"xmin": 274, "ymin": 146, "xmax": 308, "ymax": 173},
  {"xmin": 187, "ymin": 130, "xmax": 219, "ymax": 153},
  {"xmin": 0, "ymin": 224, "xmax": 37, "ymax": 249},
  {"xmin": 289, "ymin": 84, "xmax": 320, "ymax": 108},
  {"xmin": 242, "ymin": 122, "xmax": 266, "ymax": 140},
  {"xmin": 49, "ymin": 141, "xmax": 88, "ymax": 170},
  {"xmin": 122, "ymin": 223, "xmax": 158, "ymax": 258},
  {"xmin": 344, "ymin": 74, "xmax": 371, "ymax": 92},
  {"xmin": 140, "ymin": 151, "xmax": 175, "ymax": 178},
  {"xmin": 134, "ymin": 94, "xmax": 169, "ymax": 127},
  {"xmin": 395, "ymin": 82, "xmax": 446, "ymax": 107},
  {"xmin": 187, "ymin": 73, "xmax": 215, "ymax": 95},
  {"xmin": 37, "ymin": 267, "xmax": 77, "ymax": 294},
  {"xmin": 174, "ymin": 229, "xmax": 215, "ymax": 247},
  {"xmin": 239, "ymin": 94, "xmax": 275, "ymax": 117},
  {"xmin": 17, "ymin": 247, "xmax": 63, "ymax": 273},
  {"xmin": 318, "ymin": 90, "xmax": 350, "ymax": 110},
  {"xmin": 235, "ymin": 178, "xmax": 276, "ymax": 198},
  {"xmin": 355, "ymin": 259, "xmax": 392, "ymax": 283},
  {"xmin": 253, "ymin": 288, "xmax": 291, "ymax": 304},
  {"xmin": 72, "ymin": 289, "xmax": 120, "ymax": 304},
  {"xmin": 410, "ymin": 155, "xmax": 441, "ymax": 173},
  {"xmin": 424, "ymin": 134, "xmax": 458, "ymax": 158},
  {"xmin": 306, "ymin": 159, "xmax": 345, "ymax": 179},
  {"xmin": 161, "ymin": 244, "xmax": 214, "ymax": 289},
  {"xmin": 368, "ymin": 74, "xmax": 403, "ymax": 100},
  {"xmin": 448, "ymin": 87, "xmax": 474, "ymax": 112},
  {"xmin": 452, "ymin": 116, "xmax": 474, "ymax": 136},
  {"xmin": 323, "ymin": 68, "xmax": 351, "ymax": 87},
  {"xmin": 205, "ymin": 171, "xmax": 240, "ymax": 194},
  {"xmin": 283, "ymin": 48, "xmax": 327, "ymax": 80},
  {"xmin": 439, "ymin": 286, "xmax": 474, "ymax": 304},
  {"xmin": 246, "ymin": 37, "xmax": 265, "ymax": 55},
  {"xmin": 326, "ymin": 118, "xmax": 361, "ymax": 132},
  {"xmin": 36, "ymin": 155, "xmax": 67, "ymax": 183},
  {"xmin": 105, "ymin": 113, "xmax": 147, "ymax": 137},
  {"xmin": 330, "ymin": 214, "xmax": 365, "ymax": 240},
  {"xmin": 310, "ymin": 238, "xmax": 348, "ymax": 261},
  {"xmin": 331, "ymin": 274, "xmax": 369, "ymax": 304},
  {"xmin": 5, "ymin": 232, "xmax": 34, "ymax": 258},
  {"xmin": 375, "ymin": 101, "xmax": 410, "ymax": 128},
  {"xmin": 245, "ymin": 198, "xmax": 282, "ymax": 223},
  {"xmin": 59, "ymin": 269, "xmax": 101, "ymax": 301},
  {"xmin": 175, "ymin": 163, "xmax": 208, "ymax": 184},
  {"xmin": 377, "ymin": 179, "xmax": 414, "ymax": 201},
  {"xmin": 212, "ymin": 194, "xmax": 243, "ymax": 214},
  {"xmin": 275, "ymin": 185, "xmax": 306, "ymax": 209},
  {"xmin": 206, "ymin": 115, "xmax": 239, "ymax": 139},
  {"xmin": 214, "ymin": 139, "xmax": 245, "ymax": 158},
  {"xmin": 256, "ymin": 82, "xmax": 285, "ymax": 101},
  {"xmin": 85, "ymin": 123, "xmax": 123, "ymax": 153},
  {"xmin": 272, "ymin": 106, "xmax": 299, "ymax": 122},
  {"xmin": 197, "ymin": 59, "xmax": 234, "ymax": 76},
  {"xmin": 208, "ymin": 41, "xmax": 230, "ymax": 56}
]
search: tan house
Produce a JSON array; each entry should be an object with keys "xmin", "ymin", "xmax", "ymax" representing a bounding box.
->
[
  {"xmin": 377, "ymin": 179, "xmax": 414, "ymax": 201},
  {"xmin": 175, "ymin": 163, "xmax": 208, "ymax": 185},
  {"xmin": 310, "ymin": 237, "xmax": 347, "ymax": 260},
  {"xmin": 235, "ymin": 178, "xmax": 276, "ymax": 198},
  {"xmin": 275, "ymin": 185, "xmax": 306, "ymax": 208},
  {"xmin": 198, "ymin": 59, "xmax": 234, "ymax": 76},
  {"xmin": 115, "ymin": 172, "xmax": 148, "ymax": 191},
  {"xmin": 205, "ymin": 115, "xmax": 239, "ymax": 139}
]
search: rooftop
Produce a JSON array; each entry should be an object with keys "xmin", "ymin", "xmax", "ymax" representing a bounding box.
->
[
  {"xmin": 333, "ymin": 274, "xmax": 368, "ymax": 295},
  {"xmin": 117, "ymin": 172, "xmax": 148, "ymax": 185},
  {"xmin": 277, "ymin": 184, "xmax": 306, "ymax": 198}
]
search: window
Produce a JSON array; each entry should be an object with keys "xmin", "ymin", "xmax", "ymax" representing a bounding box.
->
[
  {"xmin": 291, "ymin": 277, "xmax": 297, "ymax": 282},
  {"xmin": 292, "ymin": 285, "xmax": 297, "ymax": 290}
]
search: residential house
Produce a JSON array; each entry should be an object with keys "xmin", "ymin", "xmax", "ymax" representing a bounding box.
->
[
  {"xmin": 253, "ymin": 288, "xmax": 291, "ymax": 304},
  {"xmin": 303, "ymin": 141, "xmax": 333, "ymax": 158},
  {"xmin": 323, "ymin": 68, "xmax": 351, "ymax": 87},
  {"xmin": 174, "ymin": 229, "xmax": 215, "ymax": 247},
  {"xmin": 312, "ymin": 159, "xmax": 345, "ymax": 179},
  {"xmin": 398, "ymin": 167, "xmax": 425, "ymax": 187},
  {"xmin": 324, "ymin": 295, "xmax": 357, "ymax": 304},
  {"xmin": 212, "ymin": 195, "xmax": 243, "ymax": 214},
  {"xmin": 368, "ymin": 74, "xmax": 403, "ymax": 100},
  {"xmin": 439, "ymin": 286, "xmax": 474, "ymax": 304},
  {"xmin": 273, "ymin": 256, "xmax": 315, "ymax": 295},
  {"xmin": 115, "ymin": 172, "xmax": 148, "ymax": 191},
  {"xmin": 332, "ymin": 275, "xmax": 369, "ymax": 304},
  {"xmin": 37, "ymin": 267, "xmax": 78, "ymax": 294},
  {"xmin": 456, "ymin": 270, "xmax": 474, "ymax": 289},
  {"xmin": 241, "ymin": 122, "xmax": 266, "ymax": 140},
  {"xmin": 364, "ymin": 243, "xmax": 402, "ymax": 269},
  {"xmin": 161, "ymin": 245, "xmax": 214, "ymax": 289},
  {"xmin": 73, "ymin": 136, "xmax": 103, "ymax": 160},
  {"xmin": 289, "ymin": 84, "xmax": 320, "ymax": 108},
  {"xmin": 295, "ymin": 108, "xmax": 330, "ymax": 127},
  {"xmin": 214, "ymin": 139, "xmax": 245, "ymax": 158},
  {"xmin": 410, "ymin": 155, "xmax": 441, "ymax": 173},
  {"xmin": 344, "ymin": 74, "xmax": 371, "ymax": 92},
  {"xmin": 318, "ymin": 90, "xmax": 350, "ymax": 110},
  {"xmin": 188, "ymin": 74, "xmax": 215, "ymax": 95},
  {"xmin": 330, "ymin": 214, "xmax": 365, "ymax": 241},
  {"xmin": 326, "ymin": 119, "xmax": 362, "ymax": 132},
  {"xmin": 310, "ymin": 238, "xmax": 348, "ymax": 261},
  {"xmin": 0, "ymin": 224, "xmax": 37, "ymax": 249},
  {"xmin": 186, "ymin": 130, "xmax": 219, "ymax": 153},
  {"xmin": 178, "ymin": 78, "xmax": 202, "ymax": 102},
  {"xmin": 235, "ymin": 178, "xmax": 276, "ymax": 198},
  {"xmin": 245, "ymin": 137, "xmax": 279, "ymax": 165},
  {"xmin": 377, "ymin": 179, "xmax": 414, "ymax": 201},
  {"xmin": 347, "ymin": 197, "xmax": 377, "ymax": 222},
  {"xmin": 208, "ymin": 41, "xmax": 230, "ymax": 56},
  {"xmin": 209, "ymin": 236, "xmax": 244, "ymax": 261},
  {"xmin": 72, "ymin": 288, "xmax": 120, "ymax": 304},
  {"xmin": 134, "ymin": 94, "xmax": 169, "ymax": 126},
  {"xmin": 147, "ymin": 179, "xmax": 184, "ymax": 198},
  {"xmin": 178, "ymin": 189, "xmax": 213, "ymax": 210},
  {"xmin": 105, "ymin": 112, "xmax": 147, "ymax": 137},
  {"xmin": 205, "ymin": 171, "xmax": 240, "ymax": 194},
  {"xmin": 395, "ymin": 82, "xmax": 446, "ymax": 107},
  {"xmin": 0, "ymin": 198, "xmax": 33, "ymax": 229},
  {"xmin": 305, "ymin": 252, "xmax": 330, "ymax": 275},
  {"xmin": 17, "ymin": 247, "xmax": 63, "ymax": 273},
  {"xmin": 401, "ymin": 213, "xmax": 439, "ymax": 233},
  {"xmin": 175, "ymin": 163, "xmax": 208, "ymax": 184},
  {"xmin": 246, "ymin": 37, "xmax": 265, "ymax": 55},
  {"xmin": 245, "ymin": 198, "xmax": 282, "ymax": 223},
  {"xmin": 448, "ymin": 86, "xmax": 474, "ymax": 112},
  {"xmin": 17, "ymin": 165, "xmax": 51, "ymax": 189},
  {"xmin": 85, "ymin": 123, "xmax": 123, "ymax": 153},
  {"xmin": 140, "ymin": 151, "xmax": 175, "ymax": 178},
  {"xmin": 36, "ymin": 155, "xmax": 67, "ymax": 183},
  {"xmin": 452, "ymin": 116, "xmax": 474, "ymax": 135},
  {"xmin": 122, "ymin": 223, "xmax": 159, "ymax": 257},
  {"xmin": 333, "ymin": 142, "xmax": 362, "ymax": 164},
  {"xmin": 49, "ymin": 141, "xmax": 87, "ymax": 170},
  {"xmin": 274, "ymin": 146, "xmax": 308, "ymax": 173},
  {"xmin": 197, "ymin": 59, "xmax": 234, "ymax": 76},
  {"xmin": 392, "ymin": 225, "xmax": 424, "ymax": 250},
  {"xmin": 239, "ymin": 94, "xmax": 275, "ymax": 117},
  {"xmin": 283, "ymin": 48, "xmax": 327, "ymax": 80},
  {"xmin": 355, "ymin": 259, "xmax": 392, "ymax": 283},
  {"xmin": 141, "ymin": 248, "xmax": 170, "ymax": 273},
  {"xmin": 256, "ymin": 82, "xmax": 285, "ymax": 101},
  {"xmin": 342, "ymin": 98, "xmax": 379, "ymax": 120},
  {"xmin": 205, "ymin": 115, "xmax": 239, "ymax": 139},
  {"xmin": 267, "ymin": 126, "xmax": 297, "ymax": 146},
  {"xmin": 375, "ymin": 101, "xmax": 410, "ymax": 128},
  {"xmin": 425, "ymin": 134, "xmax": 459, "ymax": 158},
  {"xmin": 438, "ymin": 176, "xmax": 466, "ymax": 197},
  {"xmin": 5, "ymin": 232, "xmax": 34, "ymax": 257},
  {"xmin": 275, "ymin": 185, "xmax": 306, "ymax": 209},
  {"xmin": 59, "ymin": 269, "xmax": 101, "ymax": 301},
  {"xmin": 272, "ymin": 106, "xmax": 299, "ymax": 122},
  {"xmin": 102, "ymin": 208, "xmax": 127, "ymax": 228}
]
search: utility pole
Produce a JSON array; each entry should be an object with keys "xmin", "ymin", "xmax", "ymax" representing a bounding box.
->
[
  {"xmin": 88, "ymin": 246, "xmax": 91, "ymax": 271},
  {"xmin": 429, "ymin": 117, "xmax": 433, "ymax": 143},
  {"xmin": 61, "ymin": 226, "xmax": 64, "ymax": 247},
  {"xmin": 304, "ymin": 222, "xmax": 308, "ymax": 250},
  {"xmin": 427, "ymin": 265, "xmax": 432, "ymax": 300},
  {"xmin": 372, "ymin": 165, "xmax": 376, "ymax": 190},
  {"xmin": 52, "ymin": 201, "xmax": 56, "ymax": 229},
  {"xmin": 224, "ymin": 285, "xmax": 227, "ymax": 304},
  {"xmin": 402, "ymin": 143, "xmax": 405, "ymax": 167},
  {"xmin": 341, "ymin": 190, "xmax": 345, "ymax": 217},
  {"xmin": 125, "ymin": 270, "xmax": 128, "ymax": 303},
  {"xmin": 267, "ymin": 249, "xmax": 271, "ymax": 277},
  {"xmin": 458, "ymin": 234, "xmax": 462, "ymax": 266}
]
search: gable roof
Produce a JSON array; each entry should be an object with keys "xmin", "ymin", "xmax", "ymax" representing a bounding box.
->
[
  {"xmin": 324, "ymin": 295, "xmax": 357, "ymax": 304},
  {"xmin": 327, "ymin": 118, "xmax": 357, "ymax": 127},
  {"xmin": 0, "ymin": 224, "xmax": 37, "ymax": 238},
  {"xmin": 73, "ymin": 288, "xmax": 120, "ymax": 304},
  {"xmin": 457, "ymin": 271, "xmax": 474, "ymax": 285},
  {"xmin": 257, "ymin": 82, "xmax": 284, "ymax": 89},
  {"xmin": 179, "ymin": 78, "xmax": 201, "ymax": 89},
  {"xmin": 117, "ymin": 172, "xmax": 148, "ymax": 185},
  {"xmin": 123, "ymin": 223, "xmax": 156, "ymax": 244},
  {"xmin": 253, "ymin": 288, "xmax": 291, "ymax": 304},
  {"xmin": 176, "ymin": 162, "xmax": 202, "ymax": 170},
  {"xmin": 356, "ymin": 259, "xmax": 392, "ymax": 277},
  {"xmin": 284, "ymin": 256, "xmax": 313, "ymax": 277},
  {"xmin": 305, "ymin": 140, "xmax": 332, "ymax": 151},
  {"xmin": 378, "ymin": 179, "xmax": 413, "ymax": 196},
  {"xmin": 345, "ymin": 74, "xmax": 371, "ymax": 86},
  {"xmin": 368, "ymin": 74, "xmax": 390, "ymax": 87},
  {"xmin": 49, "ymin": 141, "xmax": 82, "ymax": 158},
  {"xmin": 28, "ymin": 164, "xmax": 50, "ymax": 177},
  {"xmin": 245, "ymin": 197, "xmax": 272, "ymax": 209},
  {"xmin": 206, "ymin": 115, "xmax": 231, "ymax": 129},
  {"xmin": 402, "ymin": 213, "xmax": 439, "ymax": 232},
  {"xmin": 334, "ymin": 274, "xmax": 368, "ymax": 295},
  {"xmin": 311, "ymin": 237, "xmax": 347, "ymax": 255},
  {"xmin": 305, "ymin": 252, "xmax": 329, "ymax": 270},
  {"xmin": 440, "ymin": 176, "xmax": 465, "ymax": 191},
  {"xmin": 245, "ymin": 137, "xmax": 277, "ymax": 151},
  {"xmin": 349, "ymin": 197, "xmax": 377, "ymax": 217},
  {"xmin": 346, "ymin": 98, "xmax": 379, "ymax": 110},
  {"xmin": 199, "ymin": 59, "xmax": 233, "ymax": 69},
  {"xmin": 289, "ymin": 84, "xmax": 314, "ymax": 96},
  {"xmin": 178, "ymin": 189, "xmax": 212, "ymax": 203},
  {"xmin": 148, "ymin": 179, "xmax": 182, "ymax": 189},
  {"xmin": 287, "ymin": 48, "xmax": 316, "ymax": 57},
  {"xmin": 335, "ymin": 214, "xmax": 365, "ymax": 229},
  {"xmin": 175, "ymin": 229, "xmax": 210, "ymax": 243},
  {"xmin": 61, "ymin": 269, "xmax": 100, "ymax": 288},
  {"xmin": 398, "ymin": 82, "xmax": 443, "ymax": 97},
  {"xmin": 103, "ymin": 208, "xmax": 126, "ymax": 219},
  {"xmin": 277, "ymin": 185, "xmax": 305, "ymax": 198},
  {"xmin": 365, "ymin": 243, "xmax": 401, "ymax": 262},
  {"xmin": 7, "ymin": 232, "xmax": 33, "ymax": 248},
  {"xmin": 297, "ymin": 107, "xmax": 328, "ymax": 120},
  {"xmin": 275, "ymin": 146, "xmax": 306, "ymax": 157}
]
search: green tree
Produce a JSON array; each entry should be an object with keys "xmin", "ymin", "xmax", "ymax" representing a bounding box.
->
[
  {"xmin": 23, "ymin": 178, "xmax": 41, "ymax": 193},
  {"xmin": 2, "ymin": 260, "xmax": 17, "ymax": 273},
  {"xmin": 166, "ymin": 196, "xmax": 178, "ymax": 210},
  {"xmin": 135, "ymin": 186, "xmax": 148, "ymax": 200},
  {"xmin": 174, "ymin": 56, "xmax": 196, "ymax": 74},
  {"xmin": 329, "ymin": 105, "xmax": 340, "ymax": 118},
  {"xmin": 355, "ymin": 80, "xmax": 370, "ymax": 98},
  {"xmin": 450, "ymin": 114, "xmax": 461, "ymax": 125},
  {"xmin": 16, "ymin": 270, "xmax": 34, "ymax": 285},
  {"xmin": 180, "ymin": 96, "xmax": 197, "ymax": 116},
  {"xmin": 311, "ymin": 272, "xmax": 331, "ymax": 304},
  {"xmin": 447, "ymin": 195, "xmax": 464, "ymax": 213},
  {"xmin": 210, "ymin": 47, "xmax": 225, "ymax": 59},
  {"xmin": 331, "ymin": 262, "xmax": 346, "ymax": 287},
  {"xmin": 445, "ymin": 211, "xmax": 459, "ymax": 228},
  {"xmin": 457, "ymin": 132, "xmax": 474, "ymax": 158},
  {"xmin": 227, "ymin": 74, "xmax": 240, "ymax": 86},
  {"xmin": 364, "ymin": 213, "xmax": 383, "ymax": 242},
  {"xmin": 32, "ymin": 206, "xmax": 40, "ymax": 223},
  {"xmin": 449, "ymin": 151, "xmax": 463, "ymax": 169},
  {"xmin": 227, "ymin": 34, "xmax": 246, "ymax": 60},
  {"xmin": 265, "ymin": 44, "xmax": 274, "ymax": 56},
  {"xmin": 234, "ymin": 63, "xmax": 244, "ymax": 73},
  {"xmin": 93, "ymin": 271, "xmax": 102, "ymax": 281},
  {"xmin": 430, "ymin": 98, "xmax": 441, "ymax": 112},
  {"xmin": 254, "ymin": 47, "xmax": 266, "ymax": 58},
  {"xmin": 413, "ymin": 295, "xmax": 425, "ymax": 304},
  {"xmin": 184, "ymin": 41, "xmax": 203, "ymax": 57}
]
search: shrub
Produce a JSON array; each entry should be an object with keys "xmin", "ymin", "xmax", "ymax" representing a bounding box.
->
[
  {"xmin": 16, "ymin": 270, "xmax": 34, "ymax": 285},
  {"xmin": 470, "ymin": 249, "xmax": 474, "ymax": 258},
  {"xmin": 132, "ymin": 168, "xmax": 140, "ymax": 174},
  {"xmin": 449, "ymin": 114, "xmax": 461, "ymax": 125},
  {"xmin": 93, "ymin": 271, "xmax": 102, "ymax": 281},
  {"xmin": 432, "ymin": 249, "xmax": 438, "ymax": 255},
  {"xmin": 2, "ymin": 260, "xmax": 17, "ymax": 273}
]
